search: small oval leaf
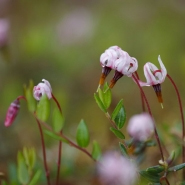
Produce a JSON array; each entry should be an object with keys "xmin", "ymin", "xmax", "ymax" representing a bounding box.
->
[
  {"xmin": 92, "ymin": 140, "xmax": 102, "ymax": 160},
  {"xmin": 114, "ymin": 106, "xmax": 126, "ymax": 129},
  {"xmin": 36, "ymin": 94, "xmax": 50, "ymax": 122},
  {"xmin": 76, "ymin": 119, "xmax": 90, "ymax": 147},
  {"xmin": 28, "ymin": 170, "xmax": 41, "ymax": 185},
  {"xmin": 111, "ymin": 99, "xmax": 123, "ymax": 120},
  {"xmin": 52, "ymin": 108, "xmax": 64, "ymax": 132},
  {"xmin": 139, "ymin": 170, "xmax": 161, "ymax": 183},
  {"xmin": 119, "ymin": 142, "xmax": 128, "ymax": 157},
  {"xmin": 94, "ymin": 93, "xmax": 107, "ymax": 113},
  {"xmin": 103, "ymin": 82, "xmax": 112, "ymax": 109},
  {"xmin": 110, "ymin": 127, "xmax": 125, "ymax": 139},
  {"xmin": 168, "ymin": 163, "xmax": 185, "ymax": 172}
]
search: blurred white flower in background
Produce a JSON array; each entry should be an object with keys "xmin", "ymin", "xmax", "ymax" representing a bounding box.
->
[
  {"xmin": 127, "ymin": 113, "xmax": 154, "ymax": 142},
  {"xmin": 57, "ymin": 7, "xmax": 94, "ymax": 45},
  {"xmin": 0, "ymin": 18, "xmax": 9, "ymax": 47},
  {"xmin": 97, "ymin": 152, "xmax": 138, "ymax": 185}
]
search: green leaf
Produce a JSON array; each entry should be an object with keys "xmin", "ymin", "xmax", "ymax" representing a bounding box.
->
[
  {"xmin": 24, "ymin": 80, "xmax": 36, "ymax": 112},
  {"xmin": 114, "ymin": 106, "xmax": 126, "ymax": 129},
  {"xmin": 17, "ymin": 151, "xmax": 29, "ymax": 184},
  {"xmin": 94, "ymin": 93, "xmax": 107, "ymax": 113},
  {"xmin": 102, "ymin": 82, "xmax": 111, "ymax": 109},
  {"xmin": 76, "ymin": 119, "xmax": 90, "ymax": 147},
  {"xmin": 119, "ymin": 142, "xmax": 128, "ymax": 157},
  {"xmin": 28, "ymin": 170, "xmax": 41, "ymax": 185},
  {"xmin": 52, "ymin": 108, "xmax": 64, "ymax": 132},
  {"xmin": 139, "ymin": 170, "xmax": 161, "ymax": 183},
  {"xmin": 36, "ymin": 94, "xmax": 50, "ymax": 122},
  {"xmin": 111, "ymin": 99, "xmax": 123, "ymax": 120},
  {"xmin": 168, "ymin": 163, "xmax": 185, "ymax": 172},
  {"xmin": 44, "ymin": 130, "xmax": 69, "ymax": 143},
  {"xmin": 145, "ymin": 140, "xmax": 156, "ymax": 147},
  {"xmin": 28, "ymin": 148, "xmax": 36, "ymax": 170},
  {"xmin": 110, "ymin": 127, "xmax": 125, "ymax": 139},
  {"xmin": 92, "ymin": 140, "xmax": 101, "ymax": 160},
  {"xmin": 146, "ymin": 165, "xmax": 165, "ymax": 174}
]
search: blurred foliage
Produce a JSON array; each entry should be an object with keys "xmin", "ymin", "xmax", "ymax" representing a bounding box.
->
[{"xmin": 1, "ymin": 0, "xmax": 185, "ymax": 184}]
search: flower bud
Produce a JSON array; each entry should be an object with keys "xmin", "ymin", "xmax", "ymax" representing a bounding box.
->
[
  {"xmin": 127, "ymin": 113, "xmax": 154, "ymax": 142},
  {"xmin": 4, "ymin": 99, "xmax": 20, "ymax": 127},
  {"xmin": 97, "ymin": 152, "xmax": 137, "ymax": 185},
  {"xmin": 33, "ymin": 79, "xmax": 52, "ymax": 101}
]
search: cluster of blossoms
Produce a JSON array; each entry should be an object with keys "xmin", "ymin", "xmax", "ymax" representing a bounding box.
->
[{"xmin": 99, "ymin": 45, "xmax": 167, "ymax": 106}]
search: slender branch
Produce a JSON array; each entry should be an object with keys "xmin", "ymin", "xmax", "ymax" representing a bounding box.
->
[
  {"xmin": 135, "ymin": 72, "xmax": 145, "ymax": 112},
  {"xmin": 132, "ymin": 74, "xmax": 164, "ymax": 161},
  {"xmin": 52, "ymin": 93, "xmax": 63, "ymax": 185},
  {"xmin": 35, "ymin": 116, "xmax": 51, "ymax": 185},
  {"xmin": 39, "ymin": 120, "xmax": 96, "ymax": 162},
  {"xmin": 167, "ymin": 74, "xmax": 185, "ymax": 178}
]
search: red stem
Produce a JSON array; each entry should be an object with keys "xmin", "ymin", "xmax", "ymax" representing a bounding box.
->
[
  {"xmin": 167, "ymin": 74, "xmax": 185, "ymax": 178},
  {"xmin": 135, "ymin": 72, "xmax": 145, "ymax": 112},
  {"xmin": 16, "ymin": 96, "xmax": 27, "ymax": 101},
  {"xmin": 132, "ymin": 74, "xmax": 164, "ymax": 161},
  {"xmin": 52, "ymin": 93, "xmax": 63, "ymax": 185},
  {"xmin": 35, "ymin": 117, "xmax": 51, "ymax": 185}
]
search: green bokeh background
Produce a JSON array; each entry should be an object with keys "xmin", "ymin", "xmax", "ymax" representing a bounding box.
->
[{"xmin": 0, "ymin": 0, "xmax": 185, "ymax": 184}]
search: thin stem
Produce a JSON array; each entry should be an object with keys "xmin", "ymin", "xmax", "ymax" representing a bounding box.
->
[
  {"xmin": 39, "ymin": 120, "xmax": 96, "ymax": 162},
  {"xmin": 35, "ymin": 117, "xmax": 50, "ymax": 185},
  {"xmin": 51, "ymin": 93, "xmax": 63, "ymax": 185},
  {"xmin": 167, "ymin": 74, "xmax": 185, "ymax": 178},
  {"xmin": 135, "ymin": 72, "xmax": 145, "ymax": 112},
  {"xmin": 17, "ymin": 95, "xmax": 27, "ymax": 101},
  {"xmin": 132, "ymin": 74, "xmax": 164, "ymax": 161}
]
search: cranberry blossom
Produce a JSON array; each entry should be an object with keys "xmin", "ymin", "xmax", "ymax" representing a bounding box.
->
[
  {"xmin": 99, "ymin": 46, "xmax": 138, "ymax": 88},
  {"xmin": 97, "ymin": 152, "xmax": 137, "ymax": 185},
  {"xmin": 33, "ymin": 79, "xmax": 52, "ymax": 101},
  {"xmin": 137, "ymin": 55, "xmax": 167, "ymax": 106},
  {"xmin": 127, "ymin": 113, "xmax": 154, "ymax": 142}
]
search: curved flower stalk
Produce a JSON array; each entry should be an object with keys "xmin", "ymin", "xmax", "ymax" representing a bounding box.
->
[
  {"xmin": 136, "ymin": 55, "xmax": 167, "ymax": 108},
  {"xmin": 127, "ymin": 113, "xmax": 154, "ymax": 142},
  {"xmin": 33, "ymin": 79, "xmax": 52, "ymax": 101},
  {"xmin": 98, "ymin": 46, "xmax": 138, "ymax": 89}
]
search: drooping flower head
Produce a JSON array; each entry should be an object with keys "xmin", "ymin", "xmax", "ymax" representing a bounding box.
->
[
  {"xmin": 127, "ymin": 113, "xmax": 154, "ymax": 142},
  {"xmin": 109, "ymin": 56, "xmax": 138, "ymax": 88},
  {"xmin": 97, "ymin": 152, "xmax": 137, "ymax": 185},
  {"xmin": 98, "ymin": 46, "xmax": 138, "ymax": 89},
  {"xmin": 33, "ymin": 79, "xmax": 52, "ymax": 101},
  {"xmin": 4, "ymin": 99, "xmax": 20, "ymax": 127},
  {"xmin": 137, "ymin": 56, "xmax": 167, "ymax": 107}
]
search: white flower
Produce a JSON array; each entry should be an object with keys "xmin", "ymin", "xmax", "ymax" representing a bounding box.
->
[
  {"xmin": 127, "ymin": 113, "xmax": 154, "ymax": 142},
  {"xmin": 33, "ymin": 79, "xmax": 52, "ymax": 101},
  {"xmin": 138, "ymin": 55, "xmax": 167, "ymax": 87},
  {"xmin": 97, "ymin": 152, "xmax": 138, "ymax": 185}
]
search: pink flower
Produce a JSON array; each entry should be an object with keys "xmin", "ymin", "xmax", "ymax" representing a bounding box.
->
[
  {"xmin": 137, "ymin": 56, "xmax": 167, "ymax": 107},
  {"xmin": 99, "ymin": 46, "xmax": 138, "ymax": 88},
  {"xmin": 33, "ymin": 79, "xmax": 52, "ymax": 101},
  {"xmin": 138, "ymin": 55, "xmax": 167, "ymax": 87},
  {"xmin": 127, "ymin": 113, "xmax": 154, "ymax": 142},
  {"xmin": 4, "ymin": 99, "xmax": 20, "ymax": 127},
  {"xmin": 0, "ymin": 18, "xmax": 9, "ymax": 47},
  {"xmin": 97, "ymin": 152, "xmax": 137, "ymax": 185}
]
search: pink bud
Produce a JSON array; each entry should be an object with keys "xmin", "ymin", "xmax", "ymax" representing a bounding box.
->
[
  {"xmin": 33, "ymin": 79, "xmax": 52, "ymax": 101},
  {"xmin": 4, "ymin": 99, "xmax": 20, "ymax": 127},
  {"xmin": 0, "ymin": 18, "xmax": 9, "ymax": 47},
  {"xmin": 127, "ymin": 113, "xmax": 154, "ymax": 142}
]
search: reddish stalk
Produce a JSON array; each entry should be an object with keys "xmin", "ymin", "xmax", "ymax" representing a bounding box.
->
[
  {"xmin": 35, "ymin": 116, "xmax": 51, "ymax": 185},
  {"xmin": 167, "ymin": 74, "xmax": 185, "ymax": 178},
  {"xmin": 135, "ymin": 72, "xmax": 145, "ymax": 112},
  {"xmin": 17, "ymin": 95, "xmax": 27, "ymax": 101},
  {"xmin": 52, "ymin": 93, "xmax": 63, "ymax": 185},
  {"xmin": 132, "ymin": 74, "xmax": 164, "ymax": 161}
]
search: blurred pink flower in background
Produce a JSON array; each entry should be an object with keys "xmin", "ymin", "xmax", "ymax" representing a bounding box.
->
[
  {"xmin": 97, "ymin": 152, "xmax": 137, "ymax": 185},
  {"xmin": 57, "ymin": 7, "xmax": 94, "ymax": 45},
  {"xmin": 0, "ymin": 18, "xmax": 9, "ymax": 47},
  {"xmin": 4, "ymin": 99, "xmax": 20, "ymax": 127},
  {"xmin": 127, "ymin": 113, "xmax": 154, "ymax": 142},
  {"xmin": 33, "ymin": 79, "xmax": 52, "ymax": 101}
]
